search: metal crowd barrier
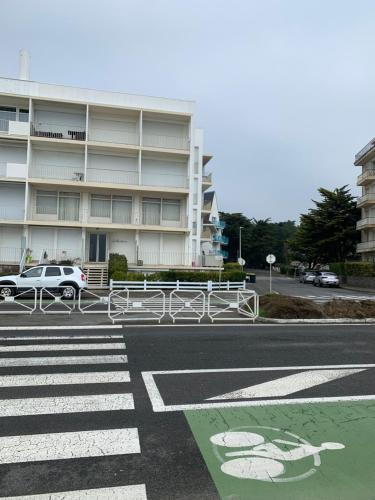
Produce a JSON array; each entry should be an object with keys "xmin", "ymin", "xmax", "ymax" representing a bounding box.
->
[
  {"xmin": 207, "ymin": 290, "xmax": 259, "ymax": 323},
  {"xmin": 0, "ymin": 285, "xmax": 37, "ymax": 314},
  {"xmin": 108, "ymin": 289, "xmax": 166, "ymax": 324},
  {"xmin": 39, "ymin": 287, "xmax": 76, "ymax": 314},
  {"xmin": 169, "ymin": 290, "xmax": 206, "ymax": 323},
  {"xmin": 78, "ymin": 288, "xmax": 109, "ymax": 314}
]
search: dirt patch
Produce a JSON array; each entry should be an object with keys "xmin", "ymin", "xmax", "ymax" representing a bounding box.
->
[{"xmin": 259, "ymin": 294, "xmax": 375, "ymax": 319}]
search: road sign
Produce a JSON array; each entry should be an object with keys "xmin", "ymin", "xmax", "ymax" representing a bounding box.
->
[
  {"xmin": 266, "ymin": 254, "xmax": 276, "ymax": 264},
  {"xmin": 237, "ymin": 257, "xmax": 246, "ymax": 266}
]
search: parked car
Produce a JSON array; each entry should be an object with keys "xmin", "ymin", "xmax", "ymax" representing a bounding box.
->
[
  {"xmin": 0, "ymin": 265, "xmax": 87, "ymax": 299},
  {"xmin": 299, "ymin": 271, "xmax": 317, "ymax": 284},
  {"xmin": 313, "ymin": 272, "xmax": 340, "ymax": 288}
]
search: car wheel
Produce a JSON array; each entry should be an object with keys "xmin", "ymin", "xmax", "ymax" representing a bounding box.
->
[
  {"xmin": 60, "ymin": 286, "xmax": 77, "ymax": 300},
  {"xmin": 0, "ymin": 286, "xmax": 15, "ymax": 298}
]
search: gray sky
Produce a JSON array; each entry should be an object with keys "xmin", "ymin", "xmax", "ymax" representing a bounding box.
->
[{"xmin": 1, "ymin": 0, "xmax": 371, "ymax": 222}]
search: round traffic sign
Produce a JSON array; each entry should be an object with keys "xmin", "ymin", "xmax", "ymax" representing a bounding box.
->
[
  {"xmin": 266, "ymin": 254, "xmax": 276, "ymax": 264},
  {"xmin": 237, "ymin": 257, "xmax": 246, "ymax": 266}
]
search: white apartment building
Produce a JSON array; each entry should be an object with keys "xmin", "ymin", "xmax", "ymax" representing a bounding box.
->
[
  {"xmin": 355, "ymin": 137, "xmax": 375, "ymax": 261},
  {"xmin": 0, "ymin": 62, "xmax": 226, "ymax": 281}
]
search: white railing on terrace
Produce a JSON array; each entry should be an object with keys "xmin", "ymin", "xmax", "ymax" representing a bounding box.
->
[
  {"xmin": 0, "ymin": 162, "xmax": 6, "ymax": 177},
  {"xmin": 357, "ymin": 169, "xmax": 375, "ymax": 184},
  {"xmin": 29, "ymin": 164, "xmax": 85, "ymax": 181},
  {"xmin": 31, "ymin": 122, "xmax": 86, "ymax": 141},
  {"xmin": 355, "ymin": 139, "xmax": 375, "ymax": 162},
  {"xmin": 142, "ymin": 133, "xmax": 189, "ymax": 150},
  {"xmin": 88, "ymin": 129, "xmax": 139, "ymax": 146},
  {"xmin": 85, "ymin": 208, "xmax": 132, "ymax": 225},
  {"xmin": 0, "ymin": 118, "xmax": 9, "ymax": 132},
  {"xmin": 357, "ymin": 193, "xmax": 375, "ymax": 205},
  {"xmin": 0, "ymin": 206, "xmax": 25, "ymax": 221},
  {"xmin": 357, "ymin": 218, "xmax": 375, "ymax": 229},
  {"xmin": 32, "ymin": 205, "xmax": 81, "ymax": 222},
  {"xmin": 141, "ymin": 172, "xmax": 188, "ymax": 188},
  {"xmin": 110, "ymin": 280, "xmax": 246, "ymax": 290},
  {"xmin": 86, "ymin": 168, "xmax": 138, "ymax": 186},
  {"xmin": 357, "ymin": 241, "xmax": 375, "ymax": 252},
  {"xmin": 38, "ymin": 248, "xmax": 84, "ymax": 263},
  {"xmin": 0, "ymin": 247, "xmax": 22, "ymax": 263},
  {"xmin": 137, "ymin": 251, "xmax": 196, "ymax": 266},
  {"xmin": 141, "ymin": 215, "xmax": 188, "ymax": 228}
]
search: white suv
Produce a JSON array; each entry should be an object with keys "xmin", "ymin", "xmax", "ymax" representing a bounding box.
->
[{"xmin": 0, "ymin": 265, "xmax": 87, "ymax": 299}]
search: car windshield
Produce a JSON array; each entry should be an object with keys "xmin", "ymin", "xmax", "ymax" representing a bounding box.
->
[{"xmin": 322, "ymin": 272, "xmax": 336, "ymax": 276}]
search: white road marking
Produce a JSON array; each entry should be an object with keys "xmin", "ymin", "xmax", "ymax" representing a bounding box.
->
[
  {"xmin": 207, "ymin": 368, "xmax": 366, "ymax": 400},
  {"xmin": 0, "ymin": 371, "xmax": 130, "ymax": 387},
  {"xmin": 0, "ymin": 343, "xmax": 126, "ymax": 351},
  {"xmin": 0, "ymin": 428, "xmax": 140, "ymax": 464},
  {"xmin": 0, "ymin": 335, "xmax": 124, "ymax": 340},
  {"xmin": 142, "ymin": 364, "xmax": 375, "ymax": 412},
  {"xmin": 3, "ymin": 484, "xmax": 147, "ymax": 499},
  {"xmin": 0, "ymin": 393, "xmax": 134, "ymax": 416},
  {"xmin": 0, "ymin": 355, "xmax": 127, "ymax": 366},
  {"xmin": 0, "ymin": 325, "xmax": 123, "ymax": 331}
]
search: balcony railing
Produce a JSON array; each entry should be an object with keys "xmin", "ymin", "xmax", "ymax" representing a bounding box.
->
[
  {"xmin": 88, "ymin": 129, "xmax": 139, "ymax": 146},
  {"xmin": 356, "ymin": 218, "xmax": 375, "ymax": 230},
  {"xmin": 357, "ymin": 169, "xmax": 375, "ymax": 185},
  {"xmin": 357, "ymin": 193, "xmax": 375, "ymax": 206},
  {"xmin": 31, "ymin": 123, "xmax": 86, "ymax": 141},
  {"xmin": 212, "ymin": 217, "xmax": 225, "ymax": 229},
  {"xmin": 0, "ymin": 206, "xmax": 25, "ymax": 221},
  {"xmin": 0, "ymin": 247, "xmax": 22, "ymax": 263},
  {"xmin": 29, "ymin": 164, "xmax": 85, "ymax": 182},
  {"xmin": 355, "ymin": 139, "xmax": 375, "ymax": 163},
  {"xmin": 357, "ymin": 241, "xmax": 375, "ymax": 252},
  {"xmin": 202, "ymin": 173, "xmax": 212, "ymax": 184},
  {"xmin": 86, "ymin": 168, "xmax": 138, "ymax": 186},
  {"xmin": 213, "ymin": 234, "xmax": 229, "ymax": 245},
  {"xmin": 141, "ymin": 172, "xmax": 188, "ymax": 189},
  {"xmin": 142, "ymin": 133, "xmax": 189, "ymax": 151},
  {"xmin": 138, "ymin": 251, "xmax": 192, "ymax": 266},
  {"xmin": 38, "ymin": 248, "xmax": 84, "ymax": 263}
]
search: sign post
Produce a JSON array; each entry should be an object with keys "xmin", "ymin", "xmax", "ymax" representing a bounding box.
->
[{"xmin": 266, "ymin": 254, "xmax": 276, "ymax": 294}]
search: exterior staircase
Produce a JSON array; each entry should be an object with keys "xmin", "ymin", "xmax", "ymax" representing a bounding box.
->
[{"xmin": 83, "ymin": 263, "xmax": 108, "ymax": 289}]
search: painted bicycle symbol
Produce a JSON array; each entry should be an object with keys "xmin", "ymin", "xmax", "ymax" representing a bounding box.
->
[{"xmin": 210, "ymin": 426, "xmax": 345, "ymax": 482}]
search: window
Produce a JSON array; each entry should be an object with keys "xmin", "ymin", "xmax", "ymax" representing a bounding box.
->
[
  {"xmin": 36, "ymin": 190, "xmax": 58, "ymax": 215},
  {"xmin": 59, "ymin": 192, "xmax": 80, "ymax": 221},
  {"xmin": 91, "ymin": 194, "xmax": 111, "ymax": 218},
  {"xmin": 162, "ymin": 199, "xmax": 181, "ymax": 221},
  {"xmin": 63, "ymin": 267, "xmax": 74, "ymax": 275},
  {"xmin": 142, "ymin": 198, "xmax": 161, "ymax": 225},
  {"xmin": 112, "ymin": 196, "xmax": 132, "ymax": 224},
  {"xmin": 45, "ymin": 267, "xmax": 61, "ymax": 276},
  {"xmin": 19, "ymin": 109, "xmax": 29, "ymax": 122},
  {"xmin": 0, "ymin": 106, "xmax": 16, "ymax": 121},
  {"xmin": 24, "ymin": 267, "xmax": 43, "ymax": 278}
]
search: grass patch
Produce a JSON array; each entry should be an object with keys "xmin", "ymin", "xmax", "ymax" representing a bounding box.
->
[{"xmin": 259, "ymin": 294, "xmax": 375, "ymax": 319}]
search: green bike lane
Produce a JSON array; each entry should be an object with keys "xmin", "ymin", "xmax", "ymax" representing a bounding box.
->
[{"xmin": 185, "ymin": 400, "xmax": 375, "ymax": 500}]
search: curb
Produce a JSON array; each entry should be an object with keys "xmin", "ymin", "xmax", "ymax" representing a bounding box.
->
[{"xmin": 257, "ymin": 316, "xmax": 375, "ymax": 324}]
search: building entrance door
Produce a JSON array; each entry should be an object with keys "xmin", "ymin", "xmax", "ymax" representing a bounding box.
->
[{"xmin": 89, "ymin": 233, "xmax": 107, "ymax": 262}]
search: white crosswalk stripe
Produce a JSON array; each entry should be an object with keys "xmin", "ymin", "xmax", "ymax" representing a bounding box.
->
[{"xmin": 0, "ymin": 334, "xmax": 147, "ymax": 499}]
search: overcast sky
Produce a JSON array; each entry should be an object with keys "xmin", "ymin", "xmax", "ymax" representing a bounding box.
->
[{"xmin": 1, "ymin": 0, "xmax": 373, "ymax": 222}]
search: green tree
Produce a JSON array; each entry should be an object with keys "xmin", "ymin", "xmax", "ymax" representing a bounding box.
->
[{"xmin": 289, "ymin": 186, "xmax": 360, "ymax": 265}]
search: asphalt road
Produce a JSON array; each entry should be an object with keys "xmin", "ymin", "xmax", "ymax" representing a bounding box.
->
[
  {"xmin": 1, "ymin": 324, "xmax": 375, "ymax": 499},
  {"xmin": 249, "ymin": 269, "xmax": 375, "ymax": 303}
]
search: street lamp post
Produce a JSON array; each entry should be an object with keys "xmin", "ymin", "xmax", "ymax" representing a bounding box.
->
[{"xmin": 239, "ymin": 226, "xmax": 243, "ymax": 269}]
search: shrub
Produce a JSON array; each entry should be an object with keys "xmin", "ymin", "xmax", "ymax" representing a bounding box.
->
[
  {"xmin": 224, "ymin": 262, "xmax": 242, "ymax": 270},
  {"xmin": 329, "ymin": 261, "xmax": 375, "ymax": 277},
  {"xmin": 58, "ymin": 259, "xmax": 73, "ymax": 266},
  {"xmin": 111, "ymin": 270, "xmax": 127, "ymax": 281},
  {"xmin": 108, "ymin": 253, "xmax": 128, "ymax": 279}
]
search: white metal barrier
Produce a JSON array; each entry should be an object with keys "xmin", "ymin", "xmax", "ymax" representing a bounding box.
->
[
  {"xmin": 169, "ymin": 290, "xmax": 206, "ymax": 323},
  {"xmin": 108, "ymin": 289, "xmax": 166, "ymax": 324},
  {"xmin": 208, "ymin": 290, "xmax": 259, "ymax": 323},
  {"xmin": 110, "ymin": 280, "xmax": 246, "ymax": 291},
  {"xmin": 78, "ymin": 288, "xmax": 109, "ymax": 314},
  {"xmin": 40, "ymin": 287, "xmax": 76, "ymax": 314},
  {"xmin": 0, "ymin": 285, "xmax": 37, "ymax": 314}
]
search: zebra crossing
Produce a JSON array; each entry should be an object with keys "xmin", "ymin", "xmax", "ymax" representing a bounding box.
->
[
  {"xmin": 0, "ymin": 333, "xmax": 147, "ymax": 499},
  {"xmin": 294, "ymin": 293, "xmax": 375, "ymax": 305}
]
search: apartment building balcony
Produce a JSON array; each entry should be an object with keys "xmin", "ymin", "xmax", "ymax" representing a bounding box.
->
[
  {"xmin": 0, "ymin": 247, "xmax": 22, "ymax": 264},
  {"xmin": 0, "ymin": 161, "xmax": 27, "ymax": 180},
  {"xmin": 357, "ymin": 241, "xmax": 375, "ymax": 253},
  {"xmin": 212, "ymin": 234, "xmax": 229, "ymax": 245},
  {"xmin": 357, "ymin": 169, "xmax": 375, "ymax": 186},
  {"xmin": 212, "ymin": 217, "xmax": 225, "ymax": 229},
  {"xmin": 356, "ymin": 218, "xmax": 375, "ymax": 230},
  {"xmin": 29, "ymin": 164, "xmax": 85, "ymax": 182},
  {"xmin": 0, "ymin": 110, "xmax": 29, "ymax": 137},
  {"xmin": 355, "ymin": 139, "xmax": 375, "ymax": 165},
  {"xmin": 202, "ymin": 172, "xmax": 213, "ymax": 188},
  {"xmin": 357, "ymin": 193, "xmax": 375, "ymax": 207},
  {"xmin": 31, "ymin": 123, "xmax": 86, "ymax": 142}
]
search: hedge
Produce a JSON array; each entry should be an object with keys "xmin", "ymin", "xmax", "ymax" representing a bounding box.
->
[
  {"xmin": 111, "ymin": 269, "xmax": 246, "ymax": 282},
  {"xmin": 108, "ymin": 254, "xmax": 128, "ymax": 280},
  {"xmin": 329, "ymin": 261, "xmax": 375, "ymax": 277}
]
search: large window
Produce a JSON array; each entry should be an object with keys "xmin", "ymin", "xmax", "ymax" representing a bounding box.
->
[
  {"xmin": 36, "ymin": 190, "xmax": 80, "ymax": 221},
  {"xmin": 90, "ymin": 194, "xmax": 132, "ymax": 223},
  {"xmin": 142, "ymin": 197, "xmax": 181, "ymax": 225}
]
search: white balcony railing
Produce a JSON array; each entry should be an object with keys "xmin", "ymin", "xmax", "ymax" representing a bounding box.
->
[
  {"xmin": 141, "ymin": 172, "xmax": 188, "ymax": 188},
  {"xmin": 39, "ymin": 248, "xmax": 84, "ymax": 263},
  {"xmin": 357, "ymin": 218, "xmax": 375, "ymax": 230},
  {"xmin": 357, "ymin": 193, "xmax": 375, "ymax": 206},
  {"xmin": 0, "ymin": 162, "xmax": 6, "ymax": 177},
  {"xmin": 355, "ymin": 139, "xmax": 375, "ymax": 162},
  {"xmin": 138, "ymin": 251, "xmax": 193, "ymax": 266},
  {"xmin": 88, "ymin": 129, "xmax": 139, "ymax": 146},
  {"xmin": 29, "ymin": 164, "xmax": 85, "ymax": 182},
  {"xmin": 0, "ymin": 247, "xmax": 22, "ymax": 263},
  {"xmin": 0, "ymin": 206, "xmax": 25, "ymax": 221},
  {"xmin": 32, "ymin": 205, "xmax": 81, "ymax": 223},
  {"xmin": 357, "ymin": 169, "xmax": 375, "ymax": 185},
  {"xmin": 142, "ymin": 133, "xmax": 189, "ymax": 151},
  {"xmin": 86, "ymin": 168, "xmax": 138, "ymax": 186},
  {"xmin": 357, "ymin": 241, "xmax": 375, "ymax": 252}
]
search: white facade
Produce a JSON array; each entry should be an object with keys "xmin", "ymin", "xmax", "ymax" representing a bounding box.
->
[{"xmin": 0, "ymin": 76, "xmax": 223, "ymax": 270}]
